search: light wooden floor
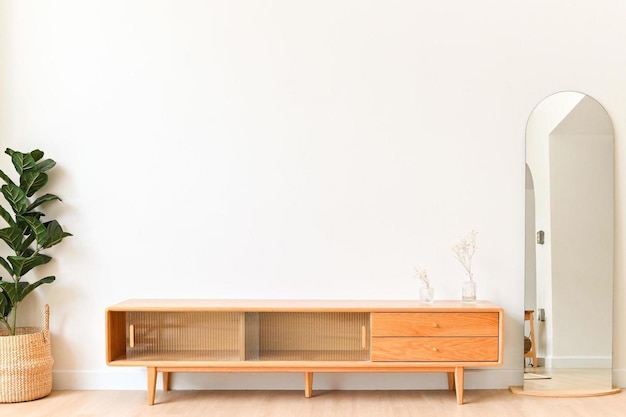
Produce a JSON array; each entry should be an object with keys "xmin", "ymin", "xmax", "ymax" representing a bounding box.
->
[
  {"xmin": 1, "ymin": 389, "xmax": 626, "ymax": 417},
  {"xmin": 514, "ymin": 368, "xmax": 620, "ymax": 397}
]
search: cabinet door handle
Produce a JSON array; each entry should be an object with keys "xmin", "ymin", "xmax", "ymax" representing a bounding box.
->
[{"xmin": 129, "ymin": 324, "xmax": 135, "ymax": 348}]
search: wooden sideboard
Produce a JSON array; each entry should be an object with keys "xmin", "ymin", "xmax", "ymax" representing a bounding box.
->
[{"xmin": 106, "ymin": 299, "xmax": 504, "ymax": 405}]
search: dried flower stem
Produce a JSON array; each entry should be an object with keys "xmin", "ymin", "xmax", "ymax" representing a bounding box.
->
[
  {"xmin": 415, "ymin": 268, "xmax": 430, "ymax": 288},
  {"xmin": 452, "ymin": 230, "xmax": 478, "ymax": 281}
]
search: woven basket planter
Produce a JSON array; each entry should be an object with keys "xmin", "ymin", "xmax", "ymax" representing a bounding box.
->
[{"xmin": 0, "ymin": 305, "xmax": 53, "ymax": 403}]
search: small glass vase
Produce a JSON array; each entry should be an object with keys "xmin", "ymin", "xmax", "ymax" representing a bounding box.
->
[
  {"xmin": 462, "ymin": 280, "xmax": 476, "ymax": 303},
  {"xmin": 419, "ymin": 287, "xmax": 434, "ymax": 304}
]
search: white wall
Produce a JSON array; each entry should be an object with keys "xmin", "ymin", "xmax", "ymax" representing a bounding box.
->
[{"xmin": 1, "ymin": 0, "xmax": 626, "ymax": 390}]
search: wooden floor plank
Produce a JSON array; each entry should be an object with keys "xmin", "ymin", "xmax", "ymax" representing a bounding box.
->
[{"xmin": 0, "ymin": 389, "xmax": 625, "ymax": 417}]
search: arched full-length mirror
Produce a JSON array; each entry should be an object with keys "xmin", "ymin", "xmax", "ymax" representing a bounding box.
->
[{"xmin": 515, "ymin": 91, "xmax": 620, "ymax": 397}]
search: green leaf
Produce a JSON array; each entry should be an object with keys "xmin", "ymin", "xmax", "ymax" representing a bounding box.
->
[
  {"xmin": 0, "ymin": 280, "xmax": 47, "ymax": 304},
  {"xmin": 19, "ymin": 216, "xmax": 48, "ymax": 248},
  {"xmin": 0, "ymin": 257, "xmax": 13, "ymax": 275},
  {"xmin": 7, "ymin": 254, "xmax": 51, "ymax": 278},
  {"xmin": 30, "ymin": 149, "xmax": 44, "ymax": 162},
  {"xmin": 21, "ymin": 211, "xmax": 44, "ymax": 220},
  {"xmin": 0, "ymin": 280, "xmax": 19, "ymax": 305},
  {"xmin": 35, "ymin": 159, "xmax": 56, "ymax": 173},
  {"xmin": 0, "ymin": 205, "xmax": 16, "ymax": 227},
  {"xmin": 0, "ymin": 291, "xmax": 13, "ymax": 319},
  {"xmin": 0, "ymin": 169, "xmax": 16, "ymax": 187},
  {"xmin": 26, "ymin": 193, "xmax": 61, "ymax": 212},
  {"xmin": 43, "ymin": 220, "xmax": 72, "ymax": 248},
  {"xmin": 20, "ymin": 247, "xmax": 35, "ymax": 256},
  {"xmin": 11, "ymin": 151, "xmax": 36, "ymax": 175},
  {"xmin": 17, "ymin": 276, "xmax": 55, "ymax": 301},
  {"xmin": 20, "ymin": 171, "xmax": 48, "ymax": 197},
  {"xmin": 20, "ymin": 233, "xmax": 36, "ymax": 254},
  {"xmin": 1, "ymin": 183, "xmax": 27, "ymax": 214},
  {"xmin": 0, "ymin": 227, "xmax": 23, "ymax": 252}
]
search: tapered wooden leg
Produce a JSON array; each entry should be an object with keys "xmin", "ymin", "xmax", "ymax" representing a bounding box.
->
[
  {"xmin": 304, "ymin": 372, "xmax": 314, "ymax": 398},
  {"xmin": 454, "ymin": 367, "xmax": 464, "ymax": 405},
  {"xmin": 447, "ymin": 372, "xmax": 455, "ymax": 390},
  {"xmin": 163, "ymin": 371, "xmax": 170, "ymax": 392},
  {"xmin": 147, "ymin": 367, "xmax": 157, "ymax": 405}
]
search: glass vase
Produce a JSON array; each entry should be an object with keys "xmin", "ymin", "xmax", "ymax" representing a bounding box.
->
[
  {"xmin": 419, "ymin": 287, "xmax": 434, "ymax": 304},
  {"xmin": 462, "ymin": 280, "xmax": 476, "ymax": 303}
]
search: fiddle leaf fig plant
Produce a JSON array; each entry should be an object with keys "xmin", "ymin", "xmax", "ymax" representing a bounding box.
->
[{"xmin": 0, "ymin": 148, "xmax": 72, "ymax": 335}]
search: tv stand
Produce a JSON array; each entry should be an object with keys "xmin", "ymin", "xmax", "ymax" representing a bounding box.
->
[{"xmin": 106, "ymin": 299, "xmax": 504, "ymax": 405}]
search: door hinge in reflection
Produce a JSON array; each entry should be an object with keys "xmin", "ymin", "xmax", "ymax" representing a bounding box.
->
[
  {"xmin": 537, "ymin": 231, "xmax": 545, "ymax": 245},
  {"xmin": 538, "ymin": 309, "xmax": 546, "ymax": 322}
]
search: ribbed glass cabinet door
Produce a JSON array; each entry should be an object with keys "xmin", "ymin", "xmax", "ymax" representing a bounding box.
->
[
  {"xmin": 250, "ymin": 312, "xmax": 370, "ymax": 361},
  {"xmin": 126, "ymin": 311, "xmax": 244, "ymax": 361}
]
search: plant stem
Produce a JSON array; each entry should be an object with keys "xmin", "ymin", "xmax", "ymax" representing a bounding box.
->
[{"xmin": 11, "ymin": 304, "xmax": 17, "ymax": 335}]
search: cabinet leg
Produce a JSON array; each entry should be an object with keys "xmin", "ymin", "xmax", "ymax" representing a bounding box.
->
[
  {"xmin": 304, "ymin": 372, "xmax": 314, "ymax": 398},
  {"xmin": 163, "ymin": 371, "xmax": 170, "ymax": 392},
  {"xmin": 454, "ymin": 367, "xmax": 464, "ymax": 405},
  {"xmin": 147, "ymin": 367, "xmax": 157, "ymax": 405},
  {"xmin": 447, "ymin": 372, "xmax": 455, "ymax": 390}
]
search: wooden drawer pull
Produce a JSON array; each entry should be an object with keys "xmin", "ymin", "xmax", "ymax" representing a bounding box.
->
[
  {"xmin": 129, "ymin": 324, "xmax": 135, "ymax": 348},
  {"xmin": 432, "ymin": 323, "xmax": 439, "ymax": 328},
  {"xmin": 432, "ymin": 347, "xmax": 439, "ymax": 352}
]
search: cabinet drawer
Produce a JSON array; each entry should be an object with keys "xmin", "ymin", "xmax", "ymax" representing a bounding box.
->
[
  {"xmin": 371, "ymin": 313, "xmax": 499, "ymax": 337},
  {"xmin": 371, "ymin": 337, "xmax": 499, "ymax": 362}
]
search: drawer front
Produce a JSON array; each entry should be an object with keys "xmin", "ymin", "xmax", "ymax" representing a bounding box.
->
[
  {"xmin": 371, "ymin": 313, "xmax": 499, "ymax": 337},
  {"xmin": 371, "ymin": 337, "xmax": 499, "ymax": 362}
]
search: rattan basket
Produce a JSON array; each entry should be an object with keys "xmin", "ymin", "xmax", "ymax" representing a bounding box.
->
[{"xmin": 0, "ymin": 305, "xmax": 53, "ymax": 403}]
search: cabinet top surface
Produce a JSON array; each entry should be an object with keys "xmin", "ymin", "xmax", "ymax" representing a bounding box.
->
[{"xmin": 106, "ymin": 299, "xmax": 502, "ymax": 312}]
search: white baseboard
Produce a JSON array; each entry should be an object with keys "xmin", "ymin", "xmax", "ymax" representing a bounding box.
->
[
  {"xmin": 53, "ymin": 368, "xmax": 523, "ymax": 391},
  {"xmin": 53, "ymin": 369, "xmax": 147, "ymax": 390},
  {"xmin": 543, "ymin": 356, "xmax": 612, "ymax": 369}
]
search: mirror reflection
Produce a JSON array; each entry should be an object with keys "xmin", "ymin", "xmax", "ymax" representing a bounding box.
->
[{"xmin": 520, "ymin": 92, "xmax": 619, "ymax": 396}]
